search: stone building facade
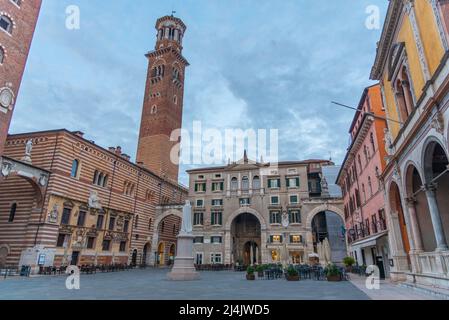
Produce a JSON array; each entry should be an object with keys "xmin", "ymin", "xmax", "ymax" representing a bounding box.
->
[
  {"xmin": 371, "ymin": 0, "xmax": 449, "ymax": 290},
  {"xmin": 0, "ymin": 0, "xmax": 41, "ymax": 156},
  {"xmin": 0, "ymin": 14, "xmax": 193, "ymax": 271},
  {"xmin": 337, "ymin": 84, "xmax": 391, "ymax": 278},
  {"xmin": 165, "ymin": 156, "xmax": 347, "ymax": 267},
  {"xmin": 0, "ymin": 129, "xmax": 187, "ymax": 271}
]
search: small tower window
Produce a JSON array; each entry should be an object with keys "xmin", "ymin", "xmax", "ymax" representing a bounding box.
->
[
  {"xmin": 0, "ymin": 15, "xmax": 13, "ymax": 34},
  {"xmin": 8, "ymin": 203, "xmax": 17, "ymax": 222},
  {"xmin": 173, "ymin": 95, "xmax": 177, "ymax": 105},
  {"xmin": 71, "ymin": 159, "xmax": 79, "ymax": 178},
  {"xmin": 151, "ymin": 105, "xmax": 158, "ymax": 114},
  {"xmin": 0, "ymin": 46, "xmax": 4, "ymax": 64}
]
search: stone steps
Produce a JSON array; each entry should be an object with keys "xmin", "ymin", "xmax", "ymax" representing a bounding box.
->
[{"xmin": 399, "ymin": 282, "xmax": 449, "ymax": 300}]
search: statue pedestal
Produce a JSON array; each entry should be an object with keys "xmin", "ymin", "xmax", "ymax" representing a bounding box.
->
[{"xmin": 167, "ymin": 233, "xmax": 200, "ymax": 281}]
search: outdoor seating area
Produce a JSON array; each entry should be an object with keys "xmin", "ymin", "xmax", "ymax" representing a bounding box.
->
[
  {"xmin": 37, "ymin": 263, "xmax": 134, "ymax": 276},
  {"xmin": 247, "ymin": 264, "xmax": 351, "ymax": 282}
]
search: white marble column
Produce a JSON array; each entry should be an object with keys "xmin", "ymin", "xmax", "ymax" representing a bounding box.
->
[
  {"xmin": 405, "ymin": 197, "xmax": 424, "ymax": 252},
  {"xmin": 425, "ymin": 185, "xmax": 449, "ymax": 251}
]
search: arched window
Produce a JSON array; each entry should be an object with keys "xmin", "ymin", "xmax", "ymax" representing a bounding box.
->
[
  {"xmin": 368, "ymin": 176, "xmax": 373, "ymax": 196},
  {"xmin": 362, "ymin": 184, "xmax": 366, "ymax": 203},
  {"xmin": 253, "ymin": 176, "xmax": 260, "ymax": 189},
  {"xmin": 241, "ymin": 176, "xmax": 249, "ymax": 190},
  {"xmin": 151, "ymin": 105, "xmax": 157, "ymax": 114},
  {"xmin": 231, "ymin": 177, "xmax": 238, "ymax": 191},
  {"xmin": 0, "ymin": 46, "xmax": 4, "ymax": 64},
  {"xmin": 0, "ymin": 15, "xmax": 13, "ymax": 34},
  {"xmin": 71, "ymin": 159, "xmax": 79, "ymax": 178},
  {"xmin": 370, "ymin": 132, "xmax": 376, "ymax": 153},
  {"xmin": 358, "ymin": 155, "xmax": 362, "ymax": 173},
  {"xmin": 8, "ymin": 203, "xmax": 17, "ymax": 222},
  {"xmin": 102, "ymin": 175, "xmax": 108, "ymax": 187},
  {"xmin": 93, "ymin": 170, "xmax": 99, "ymax": 184},
  {"xmin": 98, "ymin": 173, "xmax": 104, "ymax": 186}
]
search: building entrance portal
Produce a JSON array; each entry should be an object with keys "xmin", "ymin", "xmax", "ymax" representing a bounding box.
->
[{"xmin": 231, "ymin": 213, "xmax": 261, "ymax": 267}]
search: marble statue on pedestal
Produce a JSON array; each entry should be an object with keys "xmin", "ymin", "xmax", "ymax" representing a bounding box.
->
[{"xmin": 167, "ymin": 200, "xmax": 200, "ymax": 281}]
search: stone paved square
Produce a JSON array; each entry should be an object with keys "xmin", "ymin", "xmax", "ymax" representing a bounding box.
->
[{"xmin": 0, "ymin": 269, "xmax": 371, "ymax": 300}]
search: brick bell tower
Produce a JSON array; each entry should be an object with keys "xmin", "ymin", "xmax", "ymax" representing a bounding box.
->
[
  {"xmin": 0, "ymin": 0, "xmax": 42, "ymax": 156},
  {"xmin": 136, "ymin": 15, "xmax": 189, "ymax": 182}
]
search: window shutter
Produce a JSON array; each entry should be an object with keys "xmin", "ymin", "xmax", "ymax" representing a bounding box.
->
[
  {"xmin": 278, "ymin": 179, "xmax": 281, "ymax": 188},
  {"xmin": 195, "ymin": 184, "xmax": 198, "ymax": 192},
  {"xmin": 212, "ymin": 183, "xmax": 216, "ymax": 191},
  {"xmin": 269, "ymin": 235, "xmax": 273, "ymax": 243},
  {"xmin": 289, "ymin": 235, "xmax": 293, "ymax": 243},
  {"xmin": 286, "ymin": 178, "xmax": 289, "ymax": 187},
  {"xmin": 288, "ymin": 210, "xmax": 292, "ymax": 223},
  {"xmin": 296, "ymin": 177, "xmax": 300, "ymax": 187},
  {"xmin": 280, "ymin": 235, "xmax": 283, "ymax": 243},
  {"xmin": 219, "ymin": 213, "xmax": 222, "ymax": 225},
  {"xmin": 220, "ymin": 182, "xmax": 224, "ymax": 190}
]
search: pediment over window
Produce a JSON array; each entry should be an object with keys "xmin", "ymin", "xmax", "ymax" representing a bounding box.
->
[{"xmin": 388, "ymin": 42, "xmax": 405, "ymax": 81}]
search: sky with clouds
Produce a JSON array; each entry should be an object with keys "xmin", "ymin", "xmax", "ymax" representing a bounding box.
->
[{"xmin": 11, "ymin": 0, "xmax": 387, "ymax": 185}]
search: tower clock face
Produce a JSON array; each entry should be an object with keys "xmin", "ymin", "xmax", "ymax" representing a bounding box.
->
[{"xmin": 0, "ymin": 88, "xmax": 14, "ymax": 108}]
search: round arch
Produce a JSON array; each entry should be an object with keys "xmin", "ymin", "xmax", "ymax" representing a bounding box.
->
[
  {"xmin": 153, "ymin": 209, "xmax": 183, "ymax": 231},
  {"xmin": 306, "ymin": 204, "xmax": 345, "ymax": 230},
  {"xmin": 403, "ymin": 161, "xmax": 425, "ymax": 197},
  {"xmin": 421, "ymin": 135, "xmax": 449, "ymax": 184},
  {"xmin": 225, "ymin": 207, "xmax": 267, "ymax": 231}
]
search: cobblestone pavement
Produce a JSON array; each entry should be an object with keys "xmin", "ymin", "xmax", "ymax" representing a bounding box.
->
[{"xmin": 0, "ymin": 268, "xmax": 370, "ymax": 300}]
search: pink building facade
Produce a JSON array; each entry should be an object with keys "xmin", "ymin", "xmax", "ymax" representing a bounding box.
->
[{"xmin": 337, "ymin": 84, "xmax": 390, "ymax": 278}]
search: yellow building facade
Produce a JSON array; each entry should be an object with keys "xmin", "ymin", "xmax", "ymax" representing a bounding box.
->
[{"xmin": 371, "ymin": 0, "xmax": 449, "ymax": 290}]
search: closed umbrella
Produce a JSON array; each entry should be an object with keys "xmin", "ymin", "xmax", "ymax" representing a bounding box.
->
[
  {"xmin": 323, "ymin": 238, "xmax": 331, "ymax": 265},
  {"xmin": 317, "ymin": 242, "xmax": 324, "ymax": 265}
]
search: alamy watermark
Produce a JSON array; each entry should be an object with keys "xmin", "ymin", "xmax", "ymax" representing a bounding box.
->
[
  {"xmin": 65, "ymin": 266, "xmax": 80, "ymax": 290},
  {"xmin": 66, "ymin": 5, "xmax": 80, "ymax": 30},
  {"xmin": 169, "ymin": 121, "xmax": 279, "ymax": 169},
  {"xmin": 365, "ymin": 5, "xmax": 380, "ymax": 30}
]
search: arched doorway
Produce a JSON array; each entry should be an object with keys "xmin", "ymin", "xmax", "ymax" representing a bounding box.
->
[
  {"xmin": 143, "ymin": 243, "xmax": 151, "ymax": 266},
  {"xmin": 131, "ymin": 249, "xmax": 138, "ymax": 267},
  {"xmin": 422, "ymin": 140, "xmax": 449, "ymax": 249},
  {"xmin": 157, "ymin": 242, "xmax": 165, "ymax": 266},
  {"xmin": 168, "ymin": 244, "xmax": 176, "ymax": 266},
  {"xmin": 231, "ymin": 213, "xmax": 261, "ymax": 267},
  {"xmin": 389, "ymin": 181, "xmax": 411, "ymax": 263},
  {"xmin": 311, "ymin": 211, "xmax": 346, "ymax": 263}
]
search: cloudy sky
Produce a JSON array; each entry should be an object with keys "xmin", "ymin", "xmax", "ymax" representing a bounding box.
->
[{"xmin": 11, "ymin": 0, "xmax": 387, "ymax": 185}]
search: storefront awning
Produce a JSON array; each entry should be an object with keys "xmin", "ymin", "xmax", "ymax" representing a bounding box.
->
[{"xmin": 349, "ymin": 231, "xmax": 388, "ymax": 250}]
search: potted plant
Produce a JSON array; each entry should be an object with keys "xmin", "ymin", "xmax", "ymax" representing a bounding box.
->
[
  {"xmin": 246, "ymin": 266, "xmax": 256, "ymax": 280},
  {"xmin": 255, "ymin": 264, "xmax": 265, "ymax": 278},
  {"xmin": 325, "ymin": 263, "xmax": 342, "ymax": 282},
  {"xmin": 343, "ymin": 256, "xmax": 356, "ymax": 272},
  {"xmin": 285, "ymin": 265, "xmax": 300, "ymax": 281}
]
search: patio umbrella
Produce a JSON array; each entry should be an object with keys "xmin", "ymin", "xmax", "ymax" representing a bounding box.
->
[{"xmin": 323, "ymin": 238, "xmax": 331, "ymax": 265}]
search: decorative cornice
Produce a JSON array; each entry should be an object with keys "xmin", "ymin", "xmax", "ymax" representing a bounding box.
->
[{"xmin": 371, "ymin": 0, "xmax": 404, "ymax": 80}]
